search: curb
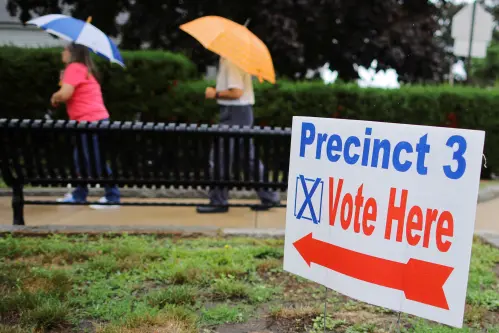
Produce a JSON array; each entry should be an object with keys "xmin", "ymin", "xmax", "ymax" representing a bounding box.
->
[
  {"xmin": 477, "ymin": 185, "xmax": 499, "ymax": 203},
  {"xmin": 0, "ymin": 225, "xmax": 285, "ymax": 238},
  {"xmin": 0, "ymin": 187, "xmax": 287, "ymax": 200},
  {"xmin": 0, "ymin": 225, "xmax": 496, "ymax": 247},
  {"xmin": 475, "ymin": 231, "xmax": 499, "ymax": 249}
]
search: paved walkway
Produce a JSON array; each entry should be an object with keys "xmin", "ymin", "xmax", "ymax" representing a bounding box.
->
[
  {"xmin": 0, "ymin": 197, "xmax": 286, "ymax": 229},
  {"xmin": 0, "ymin": 196, "xmax": 498, "ymax": 235}
]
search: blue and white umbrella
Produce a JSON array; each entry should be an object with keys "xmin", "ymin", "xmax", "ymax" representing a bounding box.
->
[{"xmin": 27, "ymin": 14, "xmax": 124, "ymax": 67}]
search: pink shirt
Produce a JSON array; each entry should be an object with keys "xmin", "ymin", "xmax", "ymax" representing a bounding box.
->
[{"xmin": 62, "ymin": 63, "xmax": 110, "ymax": 121}]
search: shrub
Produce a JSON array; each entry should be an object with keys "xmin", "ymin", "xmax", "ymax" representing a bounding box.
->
[
  {"xmin": 1, "ymin": 46, "xmax": 497, "ymax": 173},
  {"xmin": 0, "ymin": 46, "xmax": 198, "ymax": 120}
]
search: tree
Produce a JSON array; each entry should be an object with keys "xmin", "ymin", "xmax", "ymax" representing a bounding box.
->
[{"xmin": 7, "ymin": 0, "xmax": 450, "ymax": 83}]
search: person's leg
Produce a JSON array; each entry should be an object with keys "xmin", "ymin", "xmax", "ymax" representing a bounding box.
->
[
  {"xmin": 90, "ymin": 133, "xmax": 120, "ymax": 203},
  {"xmin": 236, "ymin": 105, "xmax": 280, "ymax": 209},
  {"xmin": 251, "ymin": 145, "xmax": 280, "ymax": 206},
  {"xmin": 207, "ymin": 139, "xmax": 229, "ymax": 205},
  {"xmin": 197, "ymin": 106, "xmax": 231, "ymax": 213},
  {"xmin": 69, "ymin": 134, "xmax": 89, "ymax": 202},
  {"xmin": 88, "ymin": 132, "xmax": 120, "ymax": 210}
]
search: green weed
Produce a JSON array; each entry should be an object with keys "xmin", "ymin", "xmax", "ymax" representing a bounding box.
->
[
  {"xmin": 200, "ymin": 304, "xmax": 248, "ymax": 326},
  {"xmin": 345, "ymin": 322, "xmax": 377, "ymax": 333},
  {"xmin": 310, "ymin": 314, "xmax": 347, "ymax": 332},
  {"xmin": 210, "ymin": 275, "xmax": 250, "ymax": 300},
  {"xmin": 0, "ymin": 235, "xmax": 496, "ymax": 332},
  {"xmin": 147, "ymin": 286, "xmax": 198, "ymax": 307},
  {"xmin": 0, "ymin": 325, "xmax": 25, "ymax": 333},
  {"xmin": 21, "ymin": 297, "xmax": 69, "ymax": 330}
]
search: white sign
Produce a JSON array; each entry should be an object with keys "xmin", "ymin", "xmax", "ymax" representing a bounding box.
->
[
  {"xmin": 283, "ymin": 116, "xmax": 485, "ymax": 328},
  {"xmin": 451, "ymin": 3, "xmax": 495, "ymax": 58}
]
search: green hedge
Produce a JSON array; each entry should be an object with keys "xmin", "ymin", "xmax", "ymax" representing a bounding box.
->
[
  {"xmin": 0, "ymin": 46, "xmax": 198, "ymax": 119},
  {"xmin": 0, "ymin": 46, "xmax": 496, "ymax": 173},
  {"xmin": 156, "ymin": 81, "xmax": 498, "ymax": 174}
]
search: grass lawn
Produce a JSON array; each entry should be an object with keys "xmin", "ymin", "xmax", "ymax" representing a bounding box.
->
[{"xmin": 0, "ymin": 235, "xmax": 497, "ymax": 333}]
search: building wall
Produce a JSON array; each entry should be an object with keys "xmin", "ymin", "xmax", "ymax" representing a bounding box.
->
[{"xmin": 0, "ymin": 23, "xmax": 66, "ymax": 47}]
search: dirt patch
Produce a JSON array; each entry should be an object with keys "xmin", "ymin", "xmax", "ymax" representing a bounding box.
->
[
  {"xmin": 95, "ymin": 318, "xmax": 195, "ymax": 333},
  {"xmin": 494, "ymin": 263, "xmax": 499, "ymax": 279},
  {"xmin": 337, "ymin": 310, "xmax": 394, "ymax": 330},
  {"xmin": 484, "ymin": 310, "xmax": 499, "ymax": 327},
  {"xmin": 9, "ymin": 254, "xmax": 85, "ymax": 268},
  {"xmin": 22, "ymin": 277, "xmax": 50, "ymax": 293},
  {"xmin": 213, "ymin": 316, "xmax": 269, "ymax": 333}
]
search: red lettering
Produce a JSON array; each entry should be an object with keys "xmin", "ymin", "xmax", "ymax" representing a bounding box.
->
[
  {"xmin": 406, "ymin": 206, "xmax": 423, "ymax": 246},
  {"xmin": 353, "ymin": 185, "xmax": 364, "ymax": 233},
  {"xmin": 363, "ymin": 198, "xmax": 377, "ymax": 236},
  {"xmin": 328, "ymin": 179, "xmax": 377, "ymax": 236},
  {"xmin": 328, "ymin": 177, "xmax": 343, "ymax": 226},
  {"xmin": 436, "ymin": 211, "xmax": 454, "ymax": 252},
  {"xmin": 341, "ymin": 194, "xmax": 353, "ymax": 230},
  {"xmin": 383, "ymin": 187, "xmax": 454, "ymax": 252},
  {"xmin": 385, "ymin": 188, "xmax": 407, "ymax": 242},
  {"xmin": 423, "ymin": 209, "xmax": 439, "ymax": 248}
]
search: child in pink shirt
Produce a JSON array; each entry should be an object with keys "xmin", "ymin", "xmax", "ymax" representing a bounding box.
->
[
  {"xmin": 60, "ymin": 62, "xmax": 109, "ymax": 121},
  {"xmin": 51, "ymin": 43, "xmax": 120, "ymax": 208}
]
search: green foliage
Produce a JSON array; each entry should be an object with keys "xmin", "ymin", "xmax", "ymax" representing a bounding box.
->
[
  {"xmin": 147, "ymin": 286, "xmax": 198, "ymax": 307},
  {"xmin": 6, "ymin": 0, "xmax": 449, "ymax": 82},
  {"xmin": 466, "ymin": 239, "xmax": 499, "ymax": 310},
  {"xmin": 161, "ymin": 81, "xmax": 499, "ymax": 173},
  {"xmin": 310, "ymin": 315, "xmax": 347, "ymax": 332},
  {"xmin": 0, "ymin": 46, "xmax": 198, "ymax": 120},
  {"xmin": 0, "ymin": 235, "xmax": 496, "ymax": 332},
  {"xmin": 21, "ymin": 297, "xmax": 69, "ymax": 330},
  {"xmin": 200, "ymin": 304, "xmax": 248, "ymax": 325},
  {"xmin": 471, "ymin": 41, "xmax": 499, "ymax": 86},
  {"xmin": 2, "ymin": 46, "xmax": 499, "ymax": 171}
]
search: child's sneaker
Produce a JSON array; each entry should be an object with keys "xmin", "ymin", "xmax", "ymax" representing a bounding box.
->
[
  {"xmin": 89, "ymin": 197, "xmax": 120, "ymax": 210},
  {"xmin": 56, "ymin": 193, "xmax": 78, "ymax": 203}
]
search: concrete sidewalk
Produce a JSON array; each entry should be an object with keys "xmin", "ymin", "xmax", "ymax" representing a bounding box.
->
[
  {"xmin": 1, "ymin": 195, "xmax": 498, "ymax": 235},
  {"xmin": 0, "ymin": 197, "xmax": 286, "ymax": 229}
]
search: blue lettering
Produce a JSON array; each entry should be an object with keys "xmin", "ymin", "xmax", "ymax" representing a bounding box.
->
[
  {"xmin": 416, "ymin": 134, "xmax": 430, "ymax": 175},
  {"xmin": 371, "ymin": 139, "xmax": 391, "ymax": 169},
  {"xmin": 362, "ymin": 128, "xmax": 372, "ymax": 166},
  {"xmin": 393, "ymin": 141, "xmax": 413, "ymax": 172},
  {"xmin": 300, "ymin": 122, "xmax": 315, "ymax": 157},
  {"xmin": 316, "ymin": 133, "xmax": 328, "ymax": 159},
  {"xmin": 326, "ymin": 135, "xmax": 342, "ymax": 162},
  {"xmin": 296, "ymin": 123, "xmax": 435, "ymax": 177},
  {"xmin": 344, "ymin": 136, "xmax": 361, "ymax": 165},
  {"xmin": 443, "ymin": 135, "xmax": 467, "ymax": 180}
]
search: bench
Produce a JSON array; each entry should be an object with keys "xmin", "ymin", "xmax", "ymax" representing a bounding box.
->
[{"xmin": 0, "ymin": 119, "xmax": 291, "ymax": 225}]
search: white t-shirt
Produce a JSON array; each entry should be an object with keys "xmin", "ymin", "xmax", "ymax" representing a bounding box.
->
[{"xmin": 215, "ymin": 57, "xmax": 255, "ymax": 106}]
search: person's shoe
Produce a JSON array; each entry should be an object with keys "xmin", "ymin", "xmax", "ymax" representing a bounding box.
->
[
  {"xmin": 196, "ymin": 205, "xmax": 229, "ymax": 214},
  {"xmin": 251, "ymin": 199, "xmax": 281, "ymax": 211},
  {"xmin": 89, "ymin": 197, "xmax": 120, "ymax": 210},
  {"xmin": 56, "ymin": 193, "xmax": 85, "ymax": 204}
]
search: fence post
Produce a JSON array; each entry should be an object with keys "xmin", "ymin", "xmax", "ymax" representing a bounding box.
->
[{"xmin": 12, "ymin": 183, "xmax": 25, "ymax": 226}]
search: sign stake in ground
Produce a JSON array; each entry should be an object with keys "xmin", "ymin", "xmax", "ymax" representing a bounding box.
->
[
  {"xmin": 284, "ymin": 116, "xmax": 485, "ymax": 328},
  {"xmin": 323, "ymin": 286, "xmax": 327, "ymax": 333}
]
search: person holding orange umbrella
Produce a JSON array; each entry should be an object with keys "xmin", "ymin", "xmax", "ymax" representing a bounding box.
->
[{"xmin": 180, "ymin": 16, "xmax": 280, "ymax": 214}]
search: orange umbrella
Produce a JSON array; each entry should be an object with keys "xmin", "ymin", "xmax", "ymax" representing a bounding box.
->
[{"xmin": 180, "ymin": 16, "xmax": 276, "ymax": 84}]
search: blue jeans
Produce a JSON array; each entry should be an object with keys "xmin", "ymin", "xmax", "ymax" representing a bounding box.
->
[{"xmin": 72, "ymin": 131, "xmax": 120, "ymax": 203}]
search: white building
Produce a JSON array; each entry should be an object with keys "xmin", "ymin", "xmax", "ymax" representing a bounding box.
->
[
  {"xmin": 0, "ymin": 0, "xmax": 66, "ymax": 47},
  {"xmin": 0, "ymin": 0, "xmax": 126, "ymax": 47}
]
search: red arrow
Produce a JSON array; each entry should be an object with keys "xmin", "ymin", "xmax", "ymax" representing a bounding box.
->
[{"xmin": 293, "ymin": 233, "xmax": 454, "ymax": 310}]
